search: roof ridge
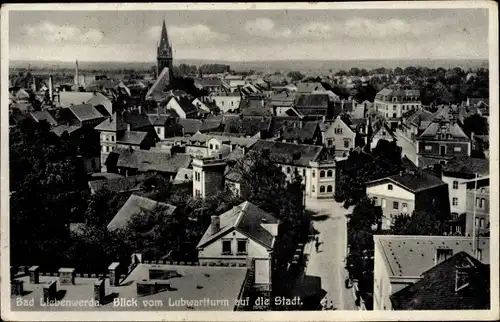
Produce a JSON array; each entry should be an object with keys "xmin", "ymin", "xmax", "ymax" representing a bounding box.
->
[{"xmin": 235, "ymin": 201, "xmax": 248, "ymax": 228}]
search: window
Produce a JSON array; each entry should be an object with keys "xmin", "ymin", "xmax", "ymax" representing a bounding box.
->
[
  {"xmin": 312, "ymin": 170, "xmax": 315, "ymax": 178},
  {"xmin": 479, "ymin": 218, "xmax": 485, "ymax": 228},
  {"xmin": 222, "ymin": 240, "xmax": 232, "ymax": 254},
  {"xmin": 393, "ymin": 201, "xmax": 399, "ymax": 210},
  {"xmin": 286, "ymin": 167, "xmax": 291, "ymax": 174},
  {"xmin": 477, "ymin": 249, "xmax": 483, "ymax": 261},
  {"xmin": 105, "ymin": 146, "xmax": 110, "ymax": 152},
  {"xmin": 475, "ymin": 197, "xmax": 480, "ymax": 208},
  {"xmin": 209, "ymin": 144, "xmax": 214, "ymax": 149},
  {"xmin": 454, "ymin": 147, "xmax": 461, "ymax": 152},
  {"xmin": 111, "ymin": 136, "xmax": 114, "ymax": 141},
  {"xmin": 381, "ymin": 198, "xmax": 386, "ymax": 208},
  {"xmin": 320, "ymin": 170, "xmax": 325, "ymax": 178},
  {"xmin": 195, "ymin": 172, "xmax": 201, "ymax": 182},
  {"xmin": 344, "ymin": 140, "xmax": 350, "ymax": 148},
  {"xmin": 303, "ymin": 169, "xmax": 306, "ymax": 176},
  {"xmin": 237, "ymin": 240, "xmax": 247, "ymax": 254},
  {"xmin": 388, "ymin": 184, "xmax": 393, "ymax": 190},
  {"xmin": 425, "ymin": 145, "xmax": 432, "ymax": 151},
  {"xmin": 231, "ymin": 101, "xmax": 234, "ymax": 107},
  {"xmin": 327, "ymin": 185, "xmax": 333, "ymax": 192},
  {"xmin": 452, "ymin": 181, "xmax": 459, "ymax": 189},
  {"xmin": 452, "ymin": 198, "xmax": 458, "ymax": 206},
  {"xmin": 215, "ymin": 145, "xmax": 219, "ymax": 150},
  {"xmin": 327, "ymin": 170, "xmax": 333, "ymax": 177},
  {"xmin": 402, "ymin": 203, "xmax": 408, "ymax": 212},
  {"xmin": 156, "ymin": 127, "xmax": 161, "ymax": 134},
  {"xmin": 480, "ymin": 198, "xmax": 486, "ymax": 208},
  {"xmin": 475, "ymin": 217, "xmax": 479, "ymax": 227},
  {"xmin": 320, "ymin": 186, "xmax": 325, "ymax": 193},
  {"xmin": 436, "ymin": 248, "xmax": 453, "ymax": 264},
  {"xmin": 373, "ymin": 197, "xmax": 378, "ymax": 205},
  {"xmin": 195, "ymin": 189, "xmax": 201, "ymax": 197},
  {"xmin": 312, "ymin": 185, "xmax": 315, "ymax": 192}
]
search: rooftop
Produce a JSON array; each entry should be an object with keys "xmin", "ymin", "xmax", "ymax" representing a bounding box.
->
[
  {"xmin": 390, "ymin": 252, "xmax": 490, "ymax": 310},
  {"xmin": 250, "ymin": 140, "xmax": 326, "ymax": 167},
  {"xmin": 296, "ymin": 82, "xmax": 326, "ymax": 94},
  {"xmin": 116, "ymin": 131, "xmax": 149, "ymax": 145},
  {"xmin": 173, "ymin": 167, "xmax": 193, "ymax": 184},
  {"xmin": 88, "ymin": 174, "xmax": 147, "ymax": 194},
  {"xmin": 107, "ymin": 194, "xmax": 177, "ymax": 231},
  {"xmin": 116, "ymin": 150, "xmax": 192, "ymax": 173},
  {"xmin": 374, "ymin": 235, "xmax": 490, "ymax": 278},
  {"xmin": 29, "ymin": 110, "xmax": 58, "ymax": 126},
  {"xmin": 59, "ymin": 91, "xmax": 95, "ymax": 108},
  {"xmin": 442, "ymin": 157, "xmax": 489, "ymax": 176},
  {"xmin": 366, "ymin": 170, "xmax": 446, "ymax": 193},
  {"xmin": 197, "ymin": 201, "xmax": 279, "ymax": 249},
  {"xmin": 67, "ymin": 104, "xmax": 105, "ymax": 122}
]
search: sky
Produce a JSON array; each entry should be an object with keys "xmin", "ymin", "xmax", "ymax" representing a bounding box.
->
[{"xmin": 8, "ymin": 8, "xmax": 490, "ymax": 62}]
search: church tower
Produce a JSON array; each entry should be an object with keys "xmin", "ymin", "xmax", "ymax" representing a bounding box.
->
[{"xmin": 157, "ymin": 19, "xmax": 173, "ymax": 79}]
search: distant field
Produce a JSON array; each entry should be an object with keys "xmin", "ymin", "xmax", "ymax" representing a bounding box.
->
[{"xmin": 9, "ymin": 59, "xmax": 489, "ymax": 74}]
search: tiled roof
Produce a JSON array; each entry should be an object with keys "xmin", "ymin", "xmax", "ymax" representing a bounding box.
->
[
  {"xmin": 146, "ymin": 67, "xmax": 171, "ymax": 99},
  {"xmin": 107, "ymin": 194, "xmax": 176, "ymax": 231},
  {"xmin": 296, "ymin": 82, "xmax": 326, "ymax": 93},
  {"xmin": 124, "ymin": 112, "xmax": 155, "ymax": 130},
  {"xmin": 442, "ymin": 157, "xmax": 489, "ymax": 176},
  {"xmin": 68, "ymin": 103, "xmax": 104, "ymax": 122},
  {"xmin": 366, "ymin": 170, "xmax": 445, "ymax": 193},
  {"xmin": 94, "ymin": 114, "xmax": 128, "ymax": 132},
  {"xmin": 51, "ymin": 124, "xmax": 81, "ymax": 136},
  {"xmin": 174, "ymin": 96, "xmax": 198, "ymax": 115},
  {"xmin": 90, "ymin": 79, "xmax": 119, "ymax": 90},
  {"xmin": 88, "ymin": 174, "xmax": 147, "ymax": 193},
  {"xmin": 197, "ymin": 201, "xmax": 279, "ymax": 249},
  {"xmin": 187, "ymin": 132, "xmax": 257, "ymax": 148},
  {"xmin": 295, "ymin": 93, "xmax": 329, "ymax": 108},
  {"xmin": 173, "ymin": 168, "xmax": 193, "ymax": 184},
  {"xmin": 390, "ymin": 252, "xmax": 490, "ymax": 310},
  {"xmin": 406, "ymin": 109, "xmax": 434, "ymax": 129},
  {"xmin": 178, "ymin": 119, "xmax": 203, "ymax": 134},
  {"xmin": 250, "ymin": 140, "xmax": 324, "ymax": 167},
  {"xmin": 419, "ymin": 122, "xmax": 469, "ymax": 140},
  {"xmin": 59, "ymin": 91, "xmax": 95, "ymax": 108},
  {"xmin": 29, "ymin": 110, "xmax": 58, "ymax": 126},
  {"xmin": 270, "ymin": 92, "xmax": 296, "ymax": 107},
  {"xmin": 374, "ymin": 235, "xmax": 490, "ymax": 278},
  {"xmin": 376, "ymin": 87, "xmax": 420, "ymax": 98},
  {"xmin": 195, "ymin": 78, "xmax": 223, "ymax": 87},
  {"xmin": 117, "ymin": 150, "xmax": 192, "ymax": 173},
  {"xmin": 116, "ymin": 131, "xmax": 149, "ymax": 145},
  {"xmin": 148, "ymin": 115, "xmax": 170, "ymax": 126},
  {"xmin": 87, "ymin": 92, "xmax": 112, "ymax": 114},
  {"xmin": 281, "ymin": 121, "xmax": 319, "ymax": 141},
  {"xmin": 223, "ymin": 116, "xmax": 272, "ymax": 136}
]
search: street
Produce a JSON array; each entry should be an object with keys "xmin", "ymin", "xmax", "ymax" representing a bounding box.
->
[
  {"xmin": 394, "ymin": 130, "xmax": 418, "ymax": 165},
  {"xmin": 302, "ymin": 198, "xmax": 358, "ymax": 310}
]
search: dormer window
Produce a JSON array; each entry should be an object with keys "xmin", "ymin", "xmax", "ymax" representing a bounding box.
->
[
  {"xmin": 388, "ymin": 184, "xmax": 393, "ymax": 190},
  {"xmin": 436, "ymin": 248, "xmax": 453, "ymax": 264}
]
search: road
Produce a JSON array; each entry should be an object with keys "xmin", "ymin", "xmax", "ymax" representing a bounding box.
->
[
  {"xmin": 303, "ymin": 198, "xmax": 357, "ymax": 310},
  {"xmin": 394, "ymin": 130, "xmax": 418, "ymax": 165}
]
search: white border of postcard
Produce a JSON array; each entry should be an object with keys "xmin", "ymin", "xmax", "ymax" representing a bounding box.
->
[{"xmin": 1, "ymin": 1, "xmax": 499, "ymax": 321}]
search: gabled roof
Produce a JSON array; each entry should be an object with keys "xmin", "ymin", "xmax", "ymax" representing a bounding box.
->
[
  {"xmin": 94, "ymin": 113, "xmax": 128, "ymax": 132},
  {"xmin": 197, "ymin": 201, "xmax": 279, "ymax": 249},
  {"xmin": 295, "ymin": 93, "xmax": 329, "ymax": 108},
  {"xmin": 59, "ymin": 91, "xmax": 94, "ymax": 108},
  {"xmin": 406, "ymin": 109, "xmax": 434, "ymax": 129},
  {"xmin": 116, "ymin": 131, "xmax": 149, "ymax": 145},
  {"xmin": 172, "ymin": 96, "xmax": 197, "ymax": 115},
  {"xmin": 419, "ymin": 122, "xmax": 469, "ymax": 140},
  {"xmin": 107, "ymin": 194, "xmax": 176, "ymax": 231},
  {"xmin": 281, "ymin": 121, "xmax": 320, "ymax": 141},
  {"xmin": 87, "ymin": 92, "xmax": 112, "ymax": 114},
  {"xmin": 16, "ymin": 88, "xmax": 30, "ymax": 100},
  {"xmin": 146, "ymin": 67, "xmax": 171, "ymax": 99},
  {"xmin": 67, "ymin": 103, "xmax": 104, "ymax": 122},
  {"xmin": 296, "ymin": 82, "xmax": 326, "ymax": 93},
  {"xmin": 223, "ymin": 116, "xmax": 272, "ymax": 136},
  {"xmin": 29, "ymin": 110, "xmax": 58, "ymax": 126},
  {"xmin": 250, "ymin": 140, "xmax": 325, "ymax": 167},
  {"xmin": 173, "ymin": 168, "xmax": 193, "ymax": 184},
  {"xmin": 390, "ymin": 252, "xmax": 490, "ymax": 310},
  {"xmin": 117, "ymin": 150, "xmax": 192, "ymax": 173},
  {"xmin": 178, "ymin": 119, "xmax": 203, "ymax": 134},
  {"xmin": 88, "ymin": 174, "xmax": 147, "ymax": 194},
  {"xmin": 366, "ymin": 170, "xmax": 446, "ymax": 193},
  {"xmin": 148, "ymin": 115, "xmax": 170, "ymax": 126},
  {"xmin": 442, "ymin": 157, "xmax": 489, "ymax": 176},
  {"xmin": 51, "ymin": 124, "xmax": 81, "ymax": 136}
]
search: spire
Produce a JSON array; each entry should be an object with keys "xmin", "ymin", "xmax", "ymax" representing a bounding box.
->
[{"xmin": 159, "ymin": 19, "xmax": 170, "ymax": 51}]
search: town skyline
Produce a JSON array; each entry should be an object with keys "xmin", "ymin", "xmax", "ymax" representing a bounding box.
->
[{"xmin": 9, "ymin": 9, "xmax": 489, "ymax": 62}]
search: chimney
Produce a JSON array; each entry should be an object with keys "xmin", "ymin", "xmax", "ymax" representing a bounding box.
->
[
  {"xmin": 126, "ymin": 123, "xmax": 131, "ymax": 132},
  {"xmin": 210, "ymin": 216, "xmax": 220, "ymax": 235},
  {"xmin": 138, "ymin": 105, "xmax": 142, "ymax": 115},
  {"xmin": 75, "ymin": 60, "xmax": 79, "ymax": 88},
  {"xmin": 48, "ymin": 75, "xmax": 54, "ymax": 102},
  {"xmin": 470, "ymin": 132, "xmax": 475, "ymax": 142},
  {"xmin": 299, "ymin": 120, "xmax": 304, "ymax": 129}
]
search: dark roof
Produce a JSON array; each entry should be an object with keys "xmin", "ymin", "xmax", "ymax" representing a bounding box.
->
[
  {"xmin": 295, "ymin": 93, "xmax": 329, "ymax": 108},
  {"xmin": 117, "ymin": 131, "xmax": 149, "ymax": 145},
  {"xmin": 195, "ymin": 79, "xmax": 224, "ymax": 87},
  {"xmin": 148, "ymin": 115, "xmax": 170, "ymax": 126},
  {"xmin": 250, "ymin": 140, "xmax": 325, "ymax": 167},
  {"xmin": 117, "ymin": 150, "xmax": 192, "ymax": 173},
  {"xmin": 390, "ymin": 252, "xmax": 490, "ymax": 310},
  {"xmin": 67, "ymin": 104, "xmax": 104, "ymax": 122},
  {"xmin": 197, "ymin": 201, "xmax": 279, "ymax": 249},
  {"xmin": 178, "ymin": 119, "xmax": 203, "ymax": 134},
  {"xmin": 94, "ymin": 114, "xmax": 129, "ymax": 132},
  {"xmin": 108, "ymin": 194, "xmax": 176, "ymax": 231},
  {"xmin": 88, "ymin": 174, "xmax": 147, "ymax": 193},
  {"xmin": 281, "ymin": 121, "xmax": 319, "ymax": 141},
  {"xmin": 29, "ymin": 110, "xmax": 58, "ymax": 126},
  {"xmin": 296, "ymin": 82, "xmax": 326, "ymax": 93},
  {"xmin": 175, "ymin": 96, "xmax": 198, "ymax": 115},
  {"xmin": 123, "ymin": 112, "xmax": 154, "ymax": 130},
  {"xmin": 442, "ymin": 157, "xmax": 489, "ymax": 176},
  {"xmin": 51, "ymin": 124, "xmax": 81, "ymax": 136},
  {"xmin": 367, "ymin": 170, "xmax": 446, "ymax": 193}
]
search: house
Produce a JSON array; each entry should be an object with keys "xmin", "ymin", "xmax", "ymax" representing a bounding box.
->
[
  {"xmin": 194, "ymin": 78, "xmax": 229, "ymax": 94},
  {"xmin": 416, "ymin": 106, "xmax": 471, "ymax": 168},
  {"xmin": 58, "ymin": 91, "xmax": 95, "ymax": 108},
  {"xmin": 400, "ymin": 109, "xmax": 434, "ymax": 143},
  {"xmin": 369, "ymin": 122, "xmax": 396, "ymax": 150},
  {"xmin": 185, "ymin": 132, "xmax": 256, "ymax": 159},
  {"xmin": 463, "ymin": 176, "xmax": 490, "ymax": 238},
  {"xmin": 249, "ymin": 140, "xmax": 337, "ymax": 200},
  {"xmin": 87, "ymin": 92, "xmax": 113, "ymax": 116},
  {"xmin": 197, "ymin": 201, "xmax": 280, "ymax": 293},
  {"xmin": 211, "ymin": 93, "xmax": 242, "ymax": 113},
  {"xmin": 147, "ymin": 115, "xmax": 171, "ymax": 140},
  {"xmin": 107, "ymin": 194, "xmax": 176, "ymax": 231},
  {"xmin": 374, "ymin": 87, "xmax": 421, "ymax": 129},
  {"xmin": 166, "ymin": 96, "xmax": 198, "ymax": 119},
  {"xmin": 324, "ymin": 116, "xmax": 357, "ymax": 157},
  {"xmin": 173, "ymin": 167, "xmax": 193, "ymax": 185},
  {"xmin": 390, "ymin": 252, "xmax": 490, "ymax": 310},
  {"xmin": 114, "ymin": 149, "xmax": 192, "ymax": 179},
  {"xmin": 192, "ymin": 98, "xmax": 211, "ymax": 113},
  {"xmin": 366, "ymin": 169, "xmax": 449, "ymax": 230},
  {"xmin": 373, "ymin": 235, "xmax": 490, "ymax": 310},
  {"xmin": 278, "ymin": 121, "xmax": 323, "ymax": 145},
  {"xmin": 293, "ymin": 93, "xmax": 334, "ymax": 119},
  {"xmin": 87, "ymin": 174, "xmax": 147, "ymax": 194},
  {"xmin": 28, "ymin": 110, "xmax": 58, "ymax": 127},
  {"xmin": 441, "ymin": 157, "xmax": 489, "ymax": 236},
  {"xmin": 296, "ymin": 82, "xmax": 326, "ymax": 94},
  {"xmin": 223, "ymin": 116, "xmax": 272, "ymax": 138},
  {"xmin": 64, "ymin": 103, "xmax": 105, "ymax": 127},
  {"xmin": 269, "ymin": 92, "xmax": 296, "ymax": 116}
]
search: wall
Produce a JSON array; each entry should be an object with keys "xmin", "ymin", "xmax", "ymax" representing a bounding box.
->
[
  {"xmin": 417, "ymin": 141, "xmax": 471, "ymax": 158},
  {"xmin": 324, "ymin": 118, "xmax": 356, "ymax": 153},
  {"xmin": 465, "ymin": 184, "xmax": 490, "ymax": 237},
  {"xmin": 373, "ymin": 239, "xmax": 393, "ymax": 310},
  {"xmin": 441, "ymin": 174, "xmax": 468, "ymax": 214},
  {"xmin": 99, "ymin": 130, "xmax": 117, "ymax": 172},
  {"xmin": 155, "ymin": 126, "xmax": 165, "ymax": 140},
  {"xmin": 186, "ymin": 145, "xmax": 209, "ymax": 158},
  {"xmin": 414, "ymin": 184, "xmax": 450, "ymax": 221},
  {"xmin": 166, "ymin": 99, "xmax": 187, "ymax": 119},
  {"xmin": 366, "ymin": 182, "xmax": 415, "ymax": 230},
  {"xmin": 212, "ymin": 96, "xmax": 242, "ymax": 113},
  {"xmin": 207, "ymin": 138, "xmax": 223, "ymax": 155},
  {"xmin": 374, "ymin": 99, "xmax": 421, "ymax": 119}
]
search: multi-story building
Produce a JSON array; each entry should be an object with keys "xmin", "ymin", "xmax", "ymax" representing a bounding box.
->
[
  {"xmin": 441, "ymin": 157, "xmax": 489, "ymax": 236},
  {"xmin": 373, "ymin": 235, "xmax": 490, "ymax": 310},
  {"xmin": 464, "ymin": 175, "xmax": 490, "ymax": 237},
  {"xmin": 324, "ymin": 116, "xmax": 357, "ymax": 157},
  {"xmin": 374, "ymin": 87, "xmax": 421, "ymax": 129},
  {"xmin": 192, "ymin": 155, "xmax": 227, "ymax": 199},
  {"xmin": 366, "ymin": 169, "xmax": 449, "ymax": 230},
  {"xmin": 210, "ymin": 93, "xmax": 242, "ymax": 113},
  {"xmin": 416, "ymin": 106, "xmax": 471, "ymax": 168}
]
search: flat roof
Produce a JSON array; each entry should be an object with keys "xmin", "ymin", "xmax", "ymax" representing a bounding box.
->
[{"xmin": 12, "ymin": 264, "xmax": 247, "ymax": 311}]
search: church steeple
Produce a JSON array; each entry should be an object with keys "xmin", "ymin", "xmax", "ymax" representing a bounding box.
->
[{"xmin": 157, "ymin": 19, "xmax": 173, "ymax": 78}]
